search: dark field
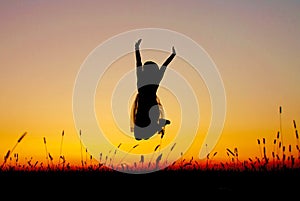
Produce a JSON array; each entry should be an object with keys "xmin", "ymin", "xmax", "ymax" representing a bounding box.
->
[{"xmin": 1, "ymin": 166, "xmax": 299, "ymax": 198}]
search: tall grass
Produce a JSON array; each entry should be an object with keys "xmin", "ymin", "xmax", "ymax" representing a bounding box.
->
[
  {"xmin": 1, "ymin": 106, "xmax": 300, "ymax": 173},
  {"xmin": 58, "ymin": 130, "xmax": 64, "ymax": 167},
  {"xmin": 43, "ymin": 137, "xmax": 50, "ymax": 169},
  {"xmin": 1, "ymin": 132, "xmax": 27, "ymax": 169}
]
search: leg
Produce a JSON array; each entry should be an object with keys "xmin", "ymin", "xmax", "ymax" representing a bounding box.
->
[{"xmin": 134, "ymin": 104, "xmax": 162, "ymax": 140}]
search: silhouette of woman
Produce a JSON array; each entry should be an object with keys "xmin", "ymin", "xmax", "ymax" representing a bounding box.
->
[{"xmin": 130, "ymin": 39, "xmax": 176, "ymax": 140}]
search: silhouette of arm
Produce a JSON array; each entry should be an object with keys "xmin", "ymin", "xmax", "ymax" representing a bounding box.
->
[
  {"xmin": 160, "ymin": 46, "xmax": 176, "ymax": 75},
  {"xmin": 135, "ymin": 39, "xmax": 142, "ymax": 68}
]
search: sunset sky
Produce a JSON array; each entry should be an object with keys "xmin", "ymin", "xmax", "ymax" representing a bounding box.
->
[{"xmin": 1, "ymin": 0, "xmax": 300, "ymax": 169}]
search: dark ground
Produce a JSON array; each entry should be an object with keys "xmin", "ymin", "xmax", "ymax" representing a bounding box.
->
[{"xmin": 1, "ymin": 168, "xmax": 299, "ymax": 198}]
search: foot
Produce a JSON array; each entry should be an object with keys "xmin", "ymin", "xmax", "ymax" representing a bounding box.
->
[
  {"xmin": 159, "ymin": 118, "xmax": 171, "ymax": 126},
  {"xmin": 159, "ymin": 129, "xmax": 165, "ymax": 139}
]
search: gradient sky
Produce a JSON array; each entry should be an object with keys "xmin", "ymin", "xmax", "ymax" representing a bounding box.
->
[{"xmin": 1, "ymin": 0, "xmax": 300, "ymax": 167}]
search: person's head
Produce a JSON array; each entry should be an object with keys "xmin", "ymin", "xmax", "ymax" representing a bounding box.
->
[{"xmin": 143, "ymin": 61, "xmax": 159, "ymax": 73}]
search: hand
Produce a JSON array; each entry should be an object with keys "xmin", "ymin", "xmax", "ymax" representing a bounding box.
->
[
  {"xmin": 172, "ymin": 46, "xmax": 176, "ymax": 54},
  {"xmin": 135, "ymin": 39, "xmax": 142, "ymax": 50}
]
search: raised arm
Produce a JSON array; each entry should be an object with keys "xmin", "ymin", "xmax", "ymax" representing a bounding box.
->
[
  {"xmin": 135, "ymin": 39, "xmax": 142, "ymax": 68},
  {"xmin": 160, "ymin": 46, "xmax": 176, "ymax": 75}
]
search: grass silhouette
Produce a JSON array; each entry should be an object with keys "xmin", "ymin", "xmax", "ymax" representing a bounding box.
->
[{"xmin": 0, "ymin": 106, "xmax": 299, "ymax": 195}]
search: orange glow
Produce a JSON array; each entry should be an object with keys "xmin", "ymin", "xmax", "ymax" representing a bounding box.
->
[{"xmin": 1, "ymin": 1, "xmax": 300, "ymax": 172}]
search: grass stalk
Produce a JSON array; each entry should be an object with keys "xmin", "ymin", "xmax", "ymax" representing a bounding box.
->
[
  {"xmin": 43, "ymin": 137, "xmax": 50, "ymax": 169},
  {"xmin": 79, "ymin": 130, "xmax": 84, "ymax": 167},
  {"xmin": 117, "ymin": 144, "xmax": 139, "ymax": 169},
  {"xmin": 1, "ymin": 132, "xmax": 27, "ymax": 169},
  {"xmin": 58, "ymin": 130, "xmax": 64, "ymax": 167}
]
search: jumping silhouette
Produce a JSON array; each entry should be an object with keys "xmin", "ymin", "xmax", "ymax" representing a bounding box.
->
[{"xmin": 130, "ymin": 39, "xmax": 176, "ymax": 140}]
